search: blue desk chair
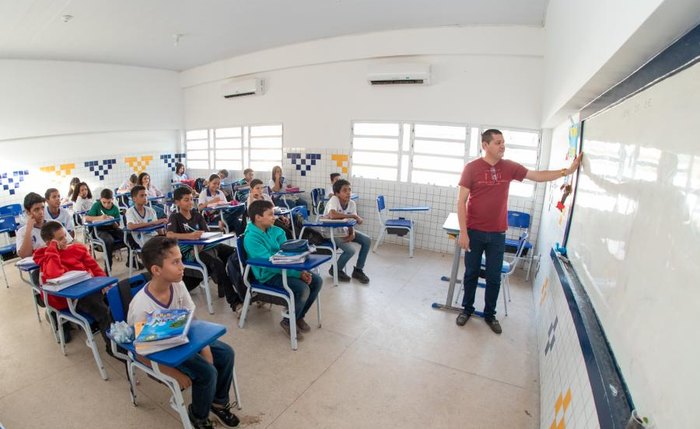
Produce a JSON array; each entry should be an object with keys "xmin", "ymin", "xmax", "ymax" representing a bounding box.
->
[
  {"xmin": 310, "ymin": 188, "xmax": 325, "ymax": 219},
  {"xmin": 235, "ymin": 235, "xmax": 326, "ymax": 350},
  {"xmin": 506, "ymin": 211, "xmax": 534, "ymax": 280},
  {"xmin": 85, "ymin": 219, "xmax": 127, "ymax": 276},
  {"xmin": 106, "ymin": 275, "xmax": 242, "ymax": 427},
  {"xmin": 478, "ymin": 232, "xmax": 529, "ymax": 317},
  {"xmin": 373, "ymin": 195, "xmax": 414, "ymax": 257},
  {"xmin": 0, "ymin": 203, "xmax": 23, "ymax": 219},
  {"xmin": 0, "ymin": 215, "xmax": 19, "ymax": 287},
  {"xmin": 294, "ymin": 207, "xmax": 349, "ymax": 287}
]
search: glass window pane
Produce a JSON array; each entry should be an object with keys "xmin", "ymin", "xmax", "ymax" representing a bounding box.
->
[
  {"xmin": 414, "ymin": 140, "xmax": 465, "ymax": 156},
  {"xmin": 215, "ymin": 160, "xmax": 242, "ymax": 171},
  {"xmin": 413, "ymin": 155, "xmax": 464, "ymax": 172},
  {"xmin": 502, "ymin": 130, "xmax": 539, "ymax": 147},
  {"xmin": 353, "ymin": 151, "xmax": 398, "ymax": 167},
  {"xmin": 187, "ymin": 150, "xmax": 208, "ymax": 160},
  {"xmin": 352, "ymin": 137, "xmax": 398, "ymax": 152},
  {"xmin": 250, "ymin": 124, "xmax": 282, "ymax": 136},
  {"xmin": 250, "ymin": 149, "xmax": 282, "ymax": 161},
  {"xmin": 412, "ymin": 170, "xmax": 461, "ymax": 187},
  {"xmin": 188, "ymin": 160, "xmax": 209, "ymax": 169},
  {"xmin": 352, "ymin": 166, "xmax": 397, "ymax": 181},
  {"xmin": 506, "ymin": 148, "xmax": 538, "ymax": 165},
  {"xmin": 402, "ymin": 124, "xmax": 411, "ymax": 152},
  {"xmin": 353, "ymin": 122, "xmax": 400, "ymax": 137},
  {"xmin": 250, "ymin": 137, "xmax": 282, "ymax": 149},
  {"xmin": 186, "ymin": 140, "xmax": 208, "ymax": 150},
  {"xmin": 186, "ymin": 129, "xmax": 208, "ymax": 140},
  {"xmin": 415, "ymin": 124, "xmax": 466, "ymax": 140},
  {"xmin": 215, "ymin": 138, "xmax": 242, "ymax": 149},
  {"xmin": 216, "ymin": 150, "xmax": 242, "ymax": 160},
  {"xmin": 215, "ymin": 127, "xmax": 242, "ymax": 138},
  {"xmin": 509, "ymin": 181, "xmax": 534, "ymax": 198}
]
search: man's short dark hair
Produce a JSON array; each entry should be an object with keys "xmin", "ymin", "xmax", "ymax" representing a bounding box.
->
[
  {"xmin": 249, "ymin": 178, "xmax": 263, "ymax": 188},
  {"xmin": 130, "ymin": 185, "xmax": 146, "ymax": 199},
  {"xmin": 23, "ymin": 192, "xmax": 45, "ymax": 211},
  {"xmin": 44, "ymin": 188, "xmax": 59, "ymax": 200},
  {"xmin": 243, "ymin": 168, "xmax": 254, "ymax": 175},
  {"xmin": 481, "ymin": 129, "xmax": 503, "ymax": 144},
  {"xmin": 248, "ymin": 200, "xmax": 274, "ymax": 224},
  {"xmin": 100, "ymin": 188, "xmax": 113, "ymax": 199},
  {"xmin": 40, "ymin": 221, "xmax": 64, "ymax": 242},
  {"xmin": 330, "ymin": 173, "xmax": 341, "ymax": 181},
  {"xmin": 141, "ymin": 236, "xmax": 179, "ymax": 273},
  {"xmin": 173, "ymin": 185, "xmax": 193, "ymax": 201},
  {"xmin": 333, "ymin": 179, "xmax": 351, "ymax": 195}
]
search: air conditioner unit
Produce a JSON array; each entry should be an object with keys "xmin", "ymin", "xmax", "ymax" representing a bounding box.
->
[
  {"xmin": 367, "ymin": 63, "xmax": 431, "ymax": 85},
  {"xmin": 222, "ymin": 78, "xmax": 264, "ymax": 98}
]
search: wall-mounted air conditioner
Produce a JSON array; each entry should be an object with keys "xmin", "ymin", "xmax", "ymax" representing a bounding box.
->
[
  {"xmin": 222, "ymin": 78, "xmax": 264, "ymax": 98},
  {"xmin": 367, "ymin": 63, "xmax": 431, "ymax": 85}
]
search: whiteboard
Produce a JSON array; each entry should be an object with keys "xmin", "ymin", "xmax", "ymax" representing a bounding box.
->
[{"xmin": 567, "ymin": 62, "xmax": 700, "ymax": 428}]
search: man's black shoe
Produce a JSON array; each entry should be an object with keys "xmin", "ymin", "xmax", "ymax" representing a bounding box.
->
[
  {"xmin": 456, "ymin": 312, "xmax": 471, "ymax": 326},
  {"xmin": 351, "ymin": 267, "xmax": 370, "ymax": 284},
  {"xmin": 484, "ymin": 318, "xmax": 503, "ymax": 334}
]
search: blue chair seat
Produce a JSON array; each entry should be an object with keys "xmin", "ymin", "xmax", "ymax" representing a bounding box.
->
[
  {"xmin": 480, "ymin": 255, "xmax": 511, "ymax": 273},
  {"xmin": 250, "ymin": 281, "xmax": 290, "ymax": 297},
  {"xmin": 0, "ymin": 243, "xmax": 16, "ymax": 254},
  {"xmin": 385, "ymin": 218, "xmax": 412, "ymax": 228},
  {"xmin": 506, "ymin": 238, "xmax": 532, "ymax": 249}
]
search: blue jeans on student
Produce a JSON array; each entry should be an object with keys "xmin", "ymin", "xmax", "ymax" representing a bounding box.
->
[
  {"xmin": 267, "ymin": 272, "xmax": 323, "ymax": 320},
  {"xmin": 332, "ymin": 230, "xmax": 371, "ymax": 272},
  {"xmin": 177, "ymin": 340, "xmax": 234, "ymax": 420},
  {"xmin": 461, "ymin": 229, "xmax": 505, "ymax": 320}
]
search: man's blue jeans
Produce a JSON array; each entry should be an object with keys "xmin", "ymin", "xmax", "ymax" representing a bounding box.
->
[
  {"xmin": 332, "ymin": 230, "xmax": 371, "ymax": 272},
  {"xmin": 177, "ymin": 340, "xmax": 234, "ymax": 420},
  {"xmin": 461, "ymin": 229, "xmax": 505, "ymax": 320},
  {"xmin": 267, "ymin": 272, "xmax": 323, "ymax": 320}
]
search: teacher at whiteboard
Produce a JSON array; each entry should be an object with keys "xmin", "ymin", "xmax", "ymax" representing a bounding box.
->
[{"xmin": 455, "ymin": 129, "xmax": 582, "ymax": 334}]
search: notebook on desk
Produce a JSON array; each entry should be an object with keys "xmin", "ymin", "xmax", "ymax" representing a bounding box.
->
[
  {"xmin": 200, "ymin": 231, "xmax": 223, "ymax": 239},
  {"xmin": 43, "ymin": 270, "xmax": 91, "ymax": 291}
]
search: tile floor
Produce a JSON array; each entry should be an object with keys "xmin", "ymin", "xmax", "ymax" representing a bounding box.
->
[{"xmin": 0, "ymin": 243, "xmax": 539, "ymax": 428}]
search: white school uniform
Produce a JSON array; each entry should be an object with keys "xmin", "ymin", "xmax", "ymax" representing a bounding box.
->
[
  {"xmin": 125, "ymin": 205, "xmax": 159, "ymax": 248},
  {"xmin": 127, "ymin": 281, "xmax": 195, "ymax": 325},
  {"xmin": 44, "ymin": 207, "xmax": 75, "ymax": 233}
]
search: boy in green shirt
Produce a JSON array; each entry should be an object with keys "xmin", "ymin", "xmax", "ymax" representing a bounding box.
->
[{"xmin": 85, "ymin": 188, "xmax": 124, "ymax": 272}]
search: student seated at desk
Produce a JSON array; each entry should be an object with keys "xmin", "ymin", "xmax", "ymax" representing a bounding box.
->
[
  {"xmin": 247, "ymin": 179, "xmax": 293, "ymax": 239},
  {"xmin": 167, "ymin": 186, "xmax": 240, "ymax": 311},
  {"xmin": 233, "ymin": 168, "xmax": 254, "ymax": 203},
  {"xmin": 72, "ymin": 182, "xmax": 94, "ymax": 214},
  {"xmin": 44, "ymin": 188, "xmax": 76, "ymax": 239},
  {"xmin": 244, "ymin": 200, "xmax": 322, "ymax": 338},
  {"xmin": 269, "ymin": 165, "xmax": 309, "ymax": 209},
  {"xmin": 127, "ymin": 237, "xmax": 240, "ymax": 429},
  {"xmin": 323, "ymin": 179, "xmax": 370, "ymax": 284},
  {"xmin": 118, "ymin": 174, "xmax": 138, "ymax": 193},
  {"xmin": 138, "ymin": 172, "xmax": 166, "ymax": 219},
  {"xmin": 326, "ymin": 173, "xmax": 341, "ymax": 198},
  {"xmin": 172, "ymin": 162, "xmax": 189, "ymax": 183},
  {"xmin": 199, "ymin": 174, "xmax": 244, "ymax": 235},
  {"xmin": 126, "ymin": 185, "xmax": 167, "ymax": 248},
  {"xmin": 63, "ymin": 177, "xmax": 81, "ymax": 204},
  {"xmin": 85, "ymin": 188, "xmax": 125, "ymax": 271},
  {"xmin": 33, "ymin": 221, "xmax": 115, "ymax": 354}
]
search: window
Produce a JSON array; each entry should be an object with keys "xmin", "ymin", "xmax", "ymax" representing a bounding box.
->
[
  {"xmin": 185, "ymin": 124, "xmax": 283, "ymax": 172},
  {"xmin": 351, "ymin": 121, "xmax": 540, "ymax": 196}
]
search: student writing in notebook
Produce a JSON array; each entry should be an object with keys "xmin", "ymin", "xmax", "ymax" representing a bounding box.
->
[{"xmin": 127, "ymin": 236, "xmax": 239, "ymax": 428}]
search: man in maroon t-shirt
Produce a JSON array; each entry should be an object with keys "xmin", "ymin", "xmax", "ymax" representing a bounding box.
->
[{"xmin": 456, "ymin": 129, "xmax": 582, "ymax": 334}]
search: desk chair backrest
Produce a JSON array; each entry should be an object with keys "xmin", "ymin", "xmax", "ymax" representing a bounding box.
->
[
  {"xmin": 507, "ymin": 211, "xmax": 531, "ymax": 238},
  {"xmin": 310, "ymin": 188, "xmax": 325, "ymax": 215},
  {"xmin": 376, "ymin": 195, "xmax": 387, "ymax": 224},
  {"xmin": 106, "ymin": 273, "xmax": 151, "ymax": 322},
  {"xmin": 505, "ymin": 232, "xmax": 529, "ymax": 275},
  {"xmin": 0, "ymin": 215, "xmax": 17, "ymax": 235},
  {"xmin": 0, "ymin": 204, "xmax": 23, "ymax": 219}
]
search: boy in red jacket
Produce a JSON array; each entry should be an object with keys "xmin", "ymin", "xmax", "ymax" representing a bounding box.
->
[{"xmin": 33, "ymin": 221, "xmax": 113, "ymax": 353}]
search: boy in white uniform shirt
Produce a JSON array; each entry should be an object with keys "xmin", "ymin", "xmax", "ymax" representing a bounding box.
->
[
  {"xmin": 44, "ymin": 188, "xmax": 75, "ymax": 238},
  {"xmin": 17, "ymin": 192, "xmax": 72, "ymax": 258},
  {"xmin": 125, "ymin": 185, "xmax": 167, "ymax": 248},
  {"xmin": 323, "ymin": 179, "xmax": 370, "ymax": 284}
]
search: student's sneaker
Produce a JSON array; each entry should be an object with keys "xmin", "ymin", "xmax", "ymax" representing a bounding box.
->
[
  {"xmin": 280, "ymin": 319, "xmax": 303, "ymax": 340},
  {"xmin": 328, "ymin": 266, "xmax": 351, "ymax": 282},
  {"xmin": 188, "ymin": 405, "xmax": 215, "ymax": 429},
  {"xmin": 484, "ymin": 318, "xmax": 503, "ymax": 334},
  {"xmin": 351, "ymin": 267, "xmax": 370, "ymax": 284},
  {"xmin": 456, "ymin": 312, "xmax": 471, "ymax": 326},
  {"xmin": 296, "ymin": 318, "xmax": 311, "ymax": 332},
  {"xmin": 210, "ymin": 402, "xmax": 240, "ymax": 427}
]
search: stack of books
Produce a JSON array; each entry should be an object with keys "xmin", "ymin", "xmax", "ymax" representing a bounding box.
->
[
  {"xmin": 269, "ymin": 247, "xmax": 316, "ymax": 264},
  {"xmin": 134, "ymin": 309, "xmax": 193, "ymax": 355},
  {"xmin": 43, "ymin": 270, "xmax": 91, "ymax": 291}
]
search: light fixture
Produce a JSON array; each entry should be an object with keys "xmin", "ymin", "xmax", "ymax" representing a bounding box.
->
[
  {"xmin": 173, "ymin": 33, "xmax": 184, "ymax": 47},
  {"xmin": 61, "ymin": 14, "xmax": 73, "ymax": 23}
]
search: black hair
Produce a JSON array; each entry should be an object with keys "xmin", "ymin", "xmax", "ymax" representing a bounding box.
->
[
  {"xmin": 23, "ymin": 192, "xmax": 45, "ymax": 211},
  {"xmin": 141, "ymin": 236, "xmax": 179, "ymax": 274},
  {"xmin": 100, "ymin": 188, "xmax": 114, "ymax": 199},
  {"xmin": 137, "ymin": 172, "xmax": 150, "ymax": 186},
  {"xmin": 129, "ymin": 174, "xmax": 138, "ymax": 184},
  {"xmin": 218, "ymin": 169, "xmax": 229, "ymax": 178},
  {"xmin": 175, "ymin": 162, "xmax": 185, "ymax": 175},
  {"xmin": 66, "ymin": 177, "xmax": 81, "ymax": 199},
  {"xmin": 131, "ymin": 185, "xmax": 146, "ymax": 199},
  {"xmin": 44, "ymin": 188, "xmax": 59, "ymax": 200},
  {"xmin": 249, "ymin": 178, "xmax": 263, "ymax": 188},
  {"xmin": 71, "ymin": 182, "xmax": 92, "ymax": 202},
  {"xmin": 481, "ymin": 129, "xmax": 503, "ymax": 144},
  {"xmin": 333, "ymin": 179, "xmax": 351, "ymax": 195},
  {"xmin": 173, "ymin": 185, "xmax": 193, "ymax": 201},
  {"xmin": 243, "ymin": 168, "xmax": 254, "ymax": 175},
  {"xmin": 330, "ymin": 173, "xmax": 341, "ymax": 181},
  {"xmin": 208, "ymin": 174, "xmax": 220, "ymax": 182},
  {"xmin": 40, "ymin": 221, "xmax": 64, "ymax": 242},
  {"xmin": 248, "ymin": 199, "xmax": 274, "ymax": 224}
]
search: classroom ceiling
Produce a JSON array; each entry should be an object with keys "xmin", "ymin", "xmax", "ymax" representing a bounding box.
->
[{"xmin": 0, "ymin": 0, "xmax": 548, "ymax": 71}]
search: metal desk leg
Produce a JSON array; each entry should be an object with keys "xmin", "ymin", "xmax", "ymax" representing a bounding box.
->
[
  {"xmin": 432, "ymin": 236, "xmax": 464, "ymax": 313},
  {"xmin": 193, "ymin": 247, "xmax": 214, "ymax": 315}
]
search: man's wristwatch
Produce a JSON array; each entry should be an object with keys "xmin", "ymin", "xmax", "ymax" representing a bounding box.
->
[{"xmin": 561, "ymin": 168, "xmax": 568, "ymax": 177}]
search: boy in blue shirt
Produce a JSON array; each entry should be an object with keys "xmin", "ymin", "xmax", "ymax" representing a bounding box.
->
[{"xmin": 243, "ymin": 200, "xmax": 322, "ymax": 338}]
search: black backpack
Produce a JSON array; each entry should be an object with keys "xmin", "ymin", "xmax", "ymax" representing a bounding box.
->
[
  {"xmin": 225, "ymin": 246, "xmax": 287, "ymax": 307},
  {"xmin": 193, "ymin": 177, "xmax": 205, "ymax": 193}
]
